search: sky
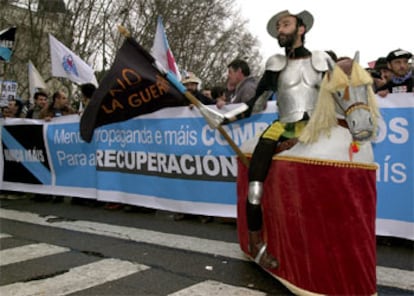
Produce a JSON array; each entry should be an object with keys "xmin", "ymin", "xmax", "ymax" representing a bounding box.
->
[{"xmin": 236, "ymin": 0, "xmax": 413, "ymax": 67}]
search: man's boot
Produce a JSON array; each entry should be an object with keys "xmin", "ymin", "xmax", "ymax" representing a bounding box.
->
[{"xmin": 248, "ymin": 230, "xmax": 279, "ymax": 269}]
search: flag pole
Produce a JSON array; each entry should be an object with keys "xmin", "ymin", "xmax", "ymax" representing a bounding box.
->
[
  {"xmin": 117, "ymin": 26, "xmax": 250, "ymax": 167},
  {"xmin": 163, "ymin": 71, "xmax": 250, "ymax": 167}
]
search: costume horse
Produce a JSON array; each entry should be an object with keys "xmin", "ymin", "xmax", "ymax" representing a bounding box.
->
[{"xmin": 237, "ymin": 53, "xmax": 380, "ymax": 296}]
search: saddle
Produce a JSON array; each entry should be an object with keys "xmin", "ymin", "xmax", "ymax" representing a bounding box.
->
[{"xmin": 275, "ymin": 138, "xmax": 298, "ymax": 154}]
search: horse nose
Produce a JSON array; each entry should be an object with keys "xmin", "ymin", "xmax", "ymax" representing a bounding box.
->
[
  {"xmin": 353, "ymin": 130, "xmax": 373, "ymax": 141},
  {"xmin": 352, "ymin": 114, "xmax": 375, "ymax": 141}
]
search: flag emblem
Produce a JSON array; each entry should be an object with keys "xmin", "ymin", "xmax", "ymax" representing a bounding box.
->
[
  {"xmin": 62, "ymin": 54, "xmax": 79, "ymax": 76},
  {"xmin": 49, "ymin": 34, "xmax": 98, "ymax": 86}
]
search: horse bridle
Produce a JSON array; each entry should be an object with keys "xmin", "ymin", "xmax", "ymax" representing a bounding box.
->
[{"xmin": 332, "ymin": 84, "xmax": 371, "ymax": 129}]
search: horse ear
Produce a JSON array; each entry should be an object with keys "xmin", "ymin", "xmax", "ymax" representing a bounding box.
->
[
  {"xmin": 353, "ymin": 51, "xmax": 360, "ymax": 63},
  {"xmin": 326, "ymin": 57, "xmax": 335, "ymax": 81}
]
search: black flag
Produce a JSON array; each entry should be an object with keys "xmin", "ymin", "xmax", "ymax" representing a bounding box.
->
[
  {"xmin": 0, "ymin": 27, "xmax": 17, "ymax": 62},
  {"xmin": 80, "ymin": 37, "xmax": 187, "ymax": 142}
]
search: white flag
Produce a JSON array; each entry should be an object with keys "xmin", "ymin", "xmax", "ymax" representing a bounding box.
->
[
  {"xmin": 49, "ymin": 34, "xmax": 98, "ymax": 86},
  {"xmin": 151, "ymin": 16, "xmax": 181, "ymax": 81},
  {"xmin": 28, "ymin": 60, "xmax": 47, "ymax": 101}
]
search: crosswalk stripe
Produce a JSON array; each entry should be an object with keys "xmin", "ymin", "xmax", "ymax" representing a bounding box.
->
[
  {"xmin": 168, "ymin": 280, "xmax": 267, "ymax": 296},
  {"xmin": 0, "ymin": 233, "xmax": 12, "ymax": 239},
  {"xmin": 0, "ymin": 243, "xmax": 69, "ymax": 266},
  {"xmin": 0, "ymin": 208, "xmax": 245, "ymax": 260},
  {"xmin": 377, "ymin": 266, "xmax": 414, "ymax": 291},
  {"xmin": 0, "ymin": 258, "xmax": 149, "ymax": 296},
  {"xmin": 1, "ymin": 208, "xmax": 413, "ymax": 292}
]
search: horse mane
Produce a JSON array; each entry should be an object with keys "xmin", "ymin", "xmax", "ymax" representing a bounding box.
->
[{"xmin": 299, "ymin": 59, "xmax": 380, "ymax": 144}]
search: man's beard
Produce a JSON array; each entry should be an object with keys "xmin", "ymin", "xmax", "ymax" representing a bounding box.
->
[{"xmin": 277, "ymin": 30, "xmax": 297, "ymax": 48}]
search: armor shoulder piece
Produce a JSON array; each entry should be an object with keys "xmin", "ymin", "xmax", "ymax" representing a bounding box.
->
[
  {"xmin": 311, "ymin": 50, "xmax": 331, "ymax": 72},
  {"xmin": 265, "ymin": 54, "xmax": 287, "ymax": 72}
]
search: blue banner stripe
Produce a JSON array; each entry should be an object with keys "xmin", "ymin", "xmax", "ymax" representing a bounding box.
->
[{"xmin": 2, "ymin": 128, "xmax": 51, "ymax": 185}]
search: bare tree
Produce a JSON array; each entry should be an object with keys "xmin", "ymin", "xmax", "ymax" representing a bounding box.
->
[
  {"xmin": 106, "ymin": 0, "xmax": 263, "ymax": 87},
  {"xmin": 1, "ymin": 0, "xmax": 263, "ymax": 100}
]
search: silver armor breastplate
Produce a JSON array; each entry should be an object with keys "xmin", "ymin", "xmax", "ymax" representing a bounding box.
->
[{"xmin": 277, "ymin": 58, "xmax": 323, "ymax": 123}]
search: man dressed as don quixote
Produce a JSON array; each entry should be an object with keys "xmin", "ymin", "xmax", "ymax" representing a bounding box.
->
[{"xmin": 226, "ymin": 9, "xmax": 332, "ymax": 269}]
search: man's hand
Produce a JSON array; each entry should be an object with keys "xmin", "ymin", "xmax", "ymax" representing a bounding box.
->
[
  {"xmin": 377, "ymin": 89, "xmax": 389, "ymax": 98},
  {"xmin": 216, "ymin": 98, "xmax": 226, "ymax": 109}
]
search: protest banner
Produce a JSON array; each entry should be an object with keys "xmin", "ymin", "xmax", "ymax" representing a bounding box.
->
[{"xmin": 1, "ymin": 94, "xmax": 413, "ymax": 240}]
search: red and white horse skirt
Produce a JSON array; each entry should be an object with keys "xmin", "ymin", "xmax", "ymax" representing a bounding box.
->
[{"xmin": 237, "ymin": 155, "xmax": 378, "ymax": 295}]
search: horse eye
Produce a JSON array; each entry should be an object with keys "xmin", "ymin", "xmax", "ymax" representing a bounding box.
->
[{"xmin": 352, "ymin": 120, "xmax": 356, "ymax": 127}]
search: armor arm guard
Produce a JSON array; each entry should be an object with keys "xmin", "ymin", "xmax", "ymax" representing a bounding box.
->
[
  {"xmin": 265, "ymin": 54, "xmax": 287, "ymax": 71},
  {"xmin": 311, "ymin": 50, "xmax": 332, "ymax": 72}
]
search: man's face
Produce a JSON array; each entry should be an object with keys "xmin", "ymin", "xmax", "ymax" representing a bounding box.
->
[
  {"xmin": 6, "ymin": 100, "xmax": 18, "ymax": 117},
  {"xmin": 380, "ymin": 68, "xmax": 393, "ymax": 82},
  {"xmin": 55, "ymin": 92, "xmax": 69, "ymax": 108},
  {"xmin": 388, "ymin": 58, "xmax": 410, "ymax": 77},
  {"xmin": 35, "ymin": 95, "xmax": 48, "ymax": 108},
  {"xmin": 184, "ymin": 82, "xmax": 198, "ymax": 93},
  {"xmin": 227, "ymin": 67, "xmax": 243, "ymax": 86},
  {"xmin": 276, "ymin": 15, "xmax": 299, "ymax": 48}
]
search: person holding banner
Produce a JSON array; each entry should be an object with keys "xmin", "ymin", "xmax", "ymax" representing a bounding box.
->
[
  {"xmin": 78, "ymin": 83, "xmax": 96, "ymax": 115},
  {"xmin": 40, "ymin": 90, "xmax": 76, "ymax": 121},
  {"xmin": 377, "ymin": 49, "xmax": 413, "ymax": 97},
  {"xmin": 182, "ymin": 72, "xmax": 215, "ymax": 105},
  {"xmin": 234, "ymin": 10, "xmax": 333, "ymax": 269},
  {"xmin": 26, "ymin": 91, "xmax": 48, "ymax": 119},
  {"xmin": 3, "ymin": 98, "xmax": 23, "ymax": 118}
]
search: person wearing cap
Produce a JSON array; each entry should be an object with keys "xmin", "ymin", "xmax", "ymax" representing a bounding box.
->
[
  {"xmin": 182, "ymin": 72, "xmax": 215, "ymax": 105},
  {"xmin": 377, "ymin": 49, "xmax": 413, "ymax": 97},
  {"xmin": 226, "ymin": 10, "xmax": 332, "ymax": 270}
]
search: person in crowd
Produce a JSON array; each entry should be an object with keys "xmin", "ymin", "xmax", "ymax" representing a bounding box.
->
[
  {"xmin": 201, "ymin": 87, "xmax": 213, "ymax": 102},
  {"xmin": 182, "ymin": 72, "xmax": 215, "ymax": 105},
  {"xmin": 216, "ymin": 59, "xmax": 257, "ymax": 109},
  {"xmin": 39, "ymin": 90, "xmax": 76, "ymax": 202},
  {"xmin": 371, "ymin": 57, "xmax": 394, "ymax": 93},
  {"xmin": 211, "ymin": 85, "xmax": 227, "ymax": 103},
  {"xmin": 26, "ymin": 91, "xmax": 48, "ymax": 119},
  {"xmin": 377, "ymin": 49, "xmax": 413, "ymax": 97},
  {"xmin": 39, "ymin": 90, "xmax": 76, "ymax": 121},
  {"xmin": 172, "ymin": 73, "xmax": 215, "ymax": 221},
  {"xmin": 3, "ymin": 98, "xmax": 23, "ymax": 118},
  {"xmin": 215, "ymin": 79, "xmax": 235, "ymax": 108},
  {"xmin": 26, "ymin": 91, "xmax": 52, "ymax": 201},
  {"xmin": 223, "ymin": 10, "xmax": 332, "ymax": 269},
  {"xmin": 78, "ymin": 83, "xmax": 96, "ymax": 114}
]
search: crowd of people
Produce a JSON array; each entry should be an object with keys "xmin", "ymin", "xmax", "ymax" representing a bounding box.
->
[{"xmin": 369, "ymin": 49, "xmax": 413, "ymax": 96}]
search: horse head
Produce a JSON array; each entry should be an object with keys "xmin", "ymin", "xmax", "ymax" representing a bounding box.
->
[{"xmin": 326, "ymin": 52, "xmax": 377, "ymax": 141}]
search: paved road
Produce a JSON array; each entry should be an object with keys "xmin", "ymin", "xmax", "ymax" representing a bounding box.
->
[{"xmin": 1, "ymin": 195, "xmax": 413, "ymax": 295}]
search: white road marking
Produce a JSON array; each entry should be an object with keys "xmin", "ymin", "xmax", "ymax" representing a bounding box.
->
[
  {"xmin": 0, "ymin": 233, "xmax": 12, "ymax": 239},
  {"xmin": 377, "ymin": 266, "xmax": 414, "ymax": 291},
  {"xmin": 0, "ymin": 243, "xmax": 69, "ymax": 266},
  {"xmin": 0, "ymin": 258, "xmax": 149, "ymax": 296},
  {"xmin": 1, "ymin": 208, "xmax": 413, "ymax": 291},
  {"xmin": 0, "ymin": 208, "xmax": 245, "ymax": 260},
  {"xmin": 168, "ymin": 280, "xmax": 267, "ymax": 296}
]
